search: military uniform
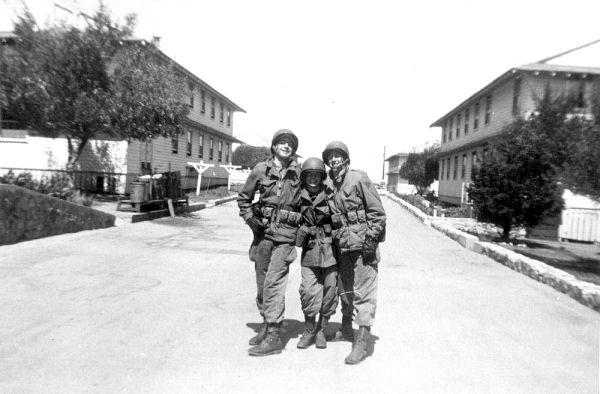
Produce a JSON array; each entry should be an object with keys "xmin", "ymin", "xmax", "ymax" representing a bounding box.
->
[
  {"xmin": 238, "ymin": 156, "xmax": 302, "ymax": 325},
  {"xmin": 328, "ymin": 169, "xmax": 386, "ymax": 327},
  {"xmin": 296, "ymin": 187, "xmax": 338, "ymax": 321}
]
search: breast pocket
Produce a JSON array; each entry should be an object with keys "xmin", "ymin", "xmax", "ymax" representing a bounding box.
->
[{"xmin": 259, "ymin": 179, "xmax": 277, "ymax": 195}]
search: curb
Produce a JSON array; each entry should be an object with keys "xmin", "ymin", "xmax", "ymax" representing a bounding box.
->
[
  {"xmin": 130, "ymin": 195, "xmax": 236, "ymax": 223},
  {"xmin": 386, "ymin": 194, "xmax": 600, "ymax": 313}
]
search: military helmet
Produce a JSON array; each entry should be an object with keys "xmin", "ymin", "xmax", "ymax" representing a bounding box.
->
[
  {"xmin": 322, "ymin": 141, "xmax": 350, "ymax": 163},
  {"xmin": 301, "ymin": 157, "xmax": 327, "ymax": 181},
  {"xmin": 271, "ymin": 129, "xmax": 298, "ymax": 155}
]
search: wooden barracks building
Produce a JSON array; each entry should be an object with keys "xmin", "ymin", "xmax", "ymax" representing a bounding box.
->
[{"xmin": 431, "ymin": 39, "xmax": 600, "ymax": 206}]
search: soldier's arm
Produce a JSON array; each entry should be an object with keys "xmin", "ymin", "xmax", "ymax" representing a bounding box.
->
[
  {"xmin": 358, "ymin": 174, "xmax": 387, "ymax": 241},
  {"xmin": 237, "ymin": 165, "xmax": 262, "ymax": 221}
]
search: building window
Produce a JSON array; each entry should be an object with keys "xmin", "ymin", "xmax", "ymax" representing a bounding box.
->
[
  {"xmin": 225, "ymin": 143, "xmax": 230, "ymax": 163},
  {"xmin": 198, "ymin": 135, "xmax": 204, "ymax": 158},
  {"xmin": 464, "ymin": 108, "xmax": 469, "ymax": 135},
  {"xmin": 512, "ymin": 77, "xmax": 521, "ymax": 116},
  {"xmin": 186, "ymin": 131, "xmax": 192, "ymax": 156},
  {"xmin": 209, "ymin": 138, "xmax": 214, "ymax": 160},
  {"xmin": 442, "ymin": 125, "xmax": 446, "ymax": 143},
  {"xmin": 189, "ymin": 91, "xmax": 194, "ymax": 108},
  {"xmin": 576, "ymin": 80, "xmax": 586, "ymax": 108},
  {"xmin": 471, "ymin": 151, "xmax": 478, "ymax": 179},
  {"xmin": 485, "ymin": 94, "xmax": 492, "ymax": 125},
  {"xmin": 448, "ymin": 117, "xmax": 453, "ymax": 141},
  {"xmin": 219, "ymin": 102, "xmax": 224, "ymax": 124},
  {"xmin": 218, "ymin": 141, "xmax": 223, "ymax": 162},
  {"xmin": 171, "ymin": 133, "xmax": 179, "ymax": 154},
  {"xmin": 201, "ymin": 90, "xmax": 206, "ymax": 114},
  {"xmin": 210, "ymin": 97, "xmax": 216, "ymax": 119},
  {"xmin": 461, "ymin": 154, "xmax": 467, "ymax": 179},
  {"xmin": 453, "ymin": 156, "xmax": 458, "ymax": 180},
  {"xmin": 226, "ymin": 107, "xmax": 231, "ymax": 127},
  {"xmin": 474, "ymin": 101, "xmax": 480, "ymax": 130},
  {"xmin": 456, "ymin": 114, "xmax": 461, "ymax": 138},
  {"xmin": 446, "ymin": 157, "xmax": 451, "ymax": 180},
  {"xmin": 440, "ymin": 159, "xmax": 445, "ymax": 180}
]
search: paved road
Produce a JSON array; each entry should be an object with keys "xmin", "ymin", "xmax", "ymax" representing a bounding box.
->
[{"xmin": 0, "ymin": 198, "xmax": 598, "ymax": 393}]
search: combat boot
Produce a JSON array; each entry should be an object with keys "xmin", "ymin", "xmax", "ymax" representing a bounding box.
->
[
  {"xmin": 344, "ymin": 326, "xmax": 369, "ymax": 365},
  {"xmin": 249, "ymin": 323, "xmax": 282, "ymax": 356},
  {"xmin": 297, "ymin": 315, "xmax": 316, "ymax": 349},
  {"xmin": 248, "ymin": 319, "xmax": 267, "ymax": 346},
  {"xmin": 332, "ymin": 314, "xmax": 354, "ymax": 342},
  {"xmin": 315, "ymin": 315, "xmax": 329, "ymax": 349}
]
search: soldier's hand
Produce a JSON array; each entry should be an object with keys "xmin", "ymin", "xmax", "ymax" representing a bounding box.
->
[
  {"xmin": 362, "ymin": 237, "xmax": 378, "ymax": 261},
  {"xmin": 246, "ymin": 216, "xmax": 264, "ymax": 233},
  {"xmin": 295, "ymin": 225, "xmax": 310, "ymax": 247}
]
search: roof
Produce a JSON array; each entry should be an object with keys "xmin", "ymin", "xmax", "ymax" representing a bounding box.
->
[
  {"xmin": 430, "ymin": 39, "xmax": 600, "ymax": 127},
  {"xmin": 385, "ymin": 152, "xmax": 409, "ymax": 161}
]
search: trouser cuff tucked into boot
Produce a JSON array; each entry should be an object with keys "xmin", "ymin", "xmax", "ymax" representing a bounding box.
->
[
  {"xmin": 332, "ymin": 314, "xmax": 354, "ymax": 342},
  {"xmin": 249, "ymin": 323, "xmax": 283, "ymax": 357},
  {"xmin": 344, "ymin": 326, "xmax": 370, "ymax": 365},
  {"xmin": 297, "ymin": 315, "xmax": 316, "ymax": 349},
  {"xmin": 315, "ymin": 315, "xmax": 329, "ymax": 349}
]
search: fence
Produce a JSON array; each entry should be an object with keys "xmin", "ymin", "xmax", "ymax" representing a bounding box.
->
[
  {"xmin": 559, "ymin": 208, "xmax": 600, "ymax": 243},
  {"xmin": 0, "ymin": 167, "xmax": 135, "ymax": 195}
]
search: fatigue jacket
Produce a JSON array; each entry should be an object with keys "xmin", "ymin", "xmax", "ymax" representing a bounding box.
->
[
  {"xmin": 237, "ymin": 156, "xmax": 302, "ymax": 244},
  {"xmin": 327, "ymin": 169, "xmax": 387, "ymax": 254},
  {"xmin": 296, "ymin": 187, "xmax": 337, "ymax": 268}
]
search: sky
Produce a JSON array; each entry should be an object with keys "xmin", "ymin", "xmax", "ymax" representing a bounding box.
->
[{"xmin": 2, "ymin": 0, "xmax": 600, "ymax": 180}]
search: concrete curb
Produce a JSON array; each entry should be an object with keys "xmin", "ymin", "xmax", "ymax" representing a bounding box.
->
[
  {"xmin": 386, "ymin": 194, "xmax": 600, "ymax": 313},
  {"xmin": 130, "ymin": 195, "xmax": 237, "ymax": 223}
]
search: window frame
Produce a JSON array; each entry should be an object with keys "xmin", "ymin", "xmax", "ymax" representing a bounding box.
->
[{"xmin": 198, "ymin": 134, "xmax": 204, "ymax": 158}]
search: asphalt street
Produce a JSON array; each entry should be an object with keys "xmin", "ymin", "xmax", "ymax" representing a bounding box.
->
[{"xmin": 0, "ymin": 197, "xmax": 598, "ymax": 393}]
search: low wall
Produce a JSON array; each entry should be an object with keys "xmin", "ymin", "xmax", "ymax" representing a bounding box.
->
[{"xmin": 0, "ymin": 185, "xmax": 115, "ymax": 245}]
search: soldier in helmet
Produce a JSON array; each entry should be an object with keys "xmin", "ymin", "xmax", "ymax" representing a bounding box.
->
[
  {"xmin": 237, "ymin": 129, "xmax": 302, "ymax": 356},
  {"xmin": 322, "ymin": 141, "xmax": 387, "ymax": 365},
  {"xmin": 295, "ymin": 157, "xmax": 338, "ymax": 350}
]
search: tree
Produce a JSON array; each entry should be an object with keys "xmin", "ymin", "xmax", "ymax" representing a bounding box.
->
[
  {"xmin": 467, "ymin": 90, "xmax": 577, "ymax": 238},
  {"xmin": 398, "ymin": 144, "xmax": 439, "ymax": 195},
  {"xmin": 232, "ymin": 145, "xmax": 271, "ymax": 169},
  {"xmin": 559, "ymin": 85, "xmax": 600, "ymax": 200},
  {"xmin": 0, "ymin": 5, "xmax": 189, "ymax": 166}
]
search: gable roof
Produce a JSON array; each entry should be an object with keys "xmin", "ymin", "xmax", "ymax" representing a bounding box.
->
[{"xmin": 430, "ymin": 39, "xmax": 600, "ymax": 127}]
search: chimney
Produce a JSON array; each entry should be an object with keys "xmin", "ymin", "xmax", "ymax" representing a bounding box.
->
[{"xmin": 151, "ymin": 36, "xmax": 161, "ymax": 47}]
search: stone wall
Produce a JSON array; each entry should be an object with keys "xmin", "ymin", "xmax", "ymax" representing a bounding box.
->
[{"xmin": 0, "ymin": 185, "xmax": 115, "ymax": 245}]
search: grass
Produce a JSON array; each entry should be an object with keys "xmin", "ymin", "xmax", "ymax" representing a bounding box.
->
[{"xmin": 186, "ymin": 186, "xmax": 237, "ymax": 203}]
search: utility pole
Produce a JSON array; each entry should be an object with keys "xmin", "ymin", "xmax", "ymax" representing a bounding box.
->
[{"xmin": 382, "ymin": 146, "xmax": 386, "ymax": 183}]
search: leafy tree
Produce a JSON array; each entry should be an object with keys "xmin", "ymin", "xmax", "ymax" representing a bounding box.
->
[
  {"xmin": 398, "ymin": 144, "xmax": 439, "ymax": 195},
  {"xmin": 559, "ymin": 85, "xmax": 600, "ymax": 200},
  {"xmin": 232, "ymin": 145, "xmax": 271, "ymax": 169},
  {"xmin": 0, "ymin": 5, "xmax": 189, "ymax": 166},
  {"xmin": 467, "ymin": 90, "xmax": 577, "ymax": 238}
]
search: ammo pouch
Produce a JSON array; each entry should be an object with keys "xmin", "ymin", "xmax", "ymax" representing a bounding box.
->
[
  {"xmin": 261, "ymin": 206, "xmax": 302, "ymax": 227},
  {"xmin": 331, "ymin": 209, "xmax": 366, "ymax": 228},
  {"xmin": 306, "ymin": 223, "xmax": 333, "ymax": 248}
]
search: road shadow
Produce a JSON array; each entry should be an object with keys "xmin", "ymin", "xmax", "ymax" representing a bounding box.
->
[{"xmin": 246, "ymin": 319, "xmax": 305, "ymax": 349}]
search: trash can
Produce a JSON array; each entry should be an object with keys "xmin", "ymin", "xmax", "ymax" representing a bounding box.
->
[{"xmin": 130, "ymin": 181, "xmax": 147, "ymax": 203}]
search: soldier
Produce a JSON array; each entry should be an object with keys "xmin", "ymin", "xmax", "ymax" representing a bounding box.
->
[
  {"xmin": 295, "ymin": 157, "xmax": 338, "ymax": 350},
  {"xmin": 322, "ymin": 141, "xmax": 387, "ymax": 365},
  {"xmin": 237, "ymin": 129, "xmax": 302, "ymax": 357}
]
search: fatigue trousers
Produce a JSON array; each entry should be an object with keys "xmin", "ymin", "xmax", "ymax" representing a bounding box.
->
[
  {"xmin": 299, "ymin": 265, "xmax": 338, "ymax": 318},
  {"xmin": 250, "ymin": 236, "xmax": 297, "ymax": 324},
  {"xmin": 337, "ymin": 251, "xmax": 378, "ymax": 327}
]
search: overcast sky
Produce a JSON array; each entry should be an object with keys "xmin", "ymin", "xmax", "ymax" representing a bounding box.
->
[{"xmin": 2, "ymin": 0, "xmax": 600, "ymax": 180}]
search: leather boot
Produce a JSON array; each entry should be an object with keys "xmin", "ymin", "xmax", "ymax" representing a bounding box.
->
[
  {"xmin": 315, "ymin": 315, "xmax": 328, "ymax": 349},
  {"xmin": 344, "ymin": 326, "xmax": 369, "ymax": 365},
  {"xmin": 297, "ymin": 315, "xmax": 316, "ymax": 349},
  {"xmin": 248, "ymin": 323, "xmax": 283, "ymax": 356},
  {"xmin": 248, "ymin": 319, "xmax": 267, "ymax": 346},
  {"xmin": 332, "ymin": 315, "xmax": 354, "ymax": 342}
]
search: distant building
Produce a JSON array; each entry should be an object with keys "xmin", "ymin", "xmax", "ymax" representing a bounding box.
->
[
  {"xmin": 385, "ymin": 152, "xmax": 410, "ymax": 194},
  {"xmin": 430, "ymin": 39, "xmax": 600, "ymax": 206},
  {"xmin": 0, "ymin": 31, "xmax": 245, "ymax": 193}
]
